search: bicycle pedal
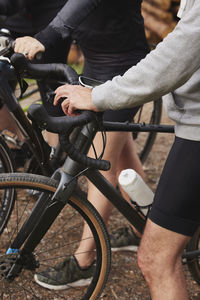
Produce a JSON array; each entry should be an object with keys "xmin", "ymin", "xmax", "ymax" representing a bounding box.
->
[{"xmin": 1, "ymin": 130, "xmax": 22, "ymax": 148}]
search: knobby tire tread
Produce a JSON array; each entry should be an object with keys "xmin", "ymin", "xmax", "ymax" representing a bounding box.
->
[{"xmin": 0, "ymin": 172, "xmax": 111, "ymax": 300}]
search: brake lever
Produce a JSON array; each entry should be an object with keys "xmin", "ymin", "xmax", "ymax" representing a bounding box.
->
[
  {"xmin": 46, "ymin": 92, "xmax": 67, "ymax": 104},
  {"xmin": 46, "ymin": 91, "xmax": 82, "ymax": 115}
]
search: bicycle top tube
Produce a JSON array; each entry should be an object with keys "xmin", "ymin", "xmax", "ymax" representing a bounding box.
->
[{"xmin": 103, "ymin": 121, "xmax": 174, "ymax": 133}]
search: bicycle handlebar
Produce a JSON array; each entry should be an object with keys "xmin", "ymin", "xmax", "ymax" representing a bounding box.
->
[
  {"xmin": 28, "ymin": 103, "xmax": 110, "ymax": 171},
  {"xmin": 0, "ymin": 29, "xmax": 42, "ymax": 60},
  {"xmin": 0, "ymin": 31, "xmax": 78, "ymax": 84},
  {"xmin": 10, "ymin": 53, "xmax": 79, "ymax": 84}
]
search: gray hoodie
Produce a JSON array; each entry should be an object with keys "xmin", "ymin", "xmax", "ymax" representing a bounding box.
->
[{"xmin": 92, "ymin": 0, "xmax": 200, "ymax": 141}]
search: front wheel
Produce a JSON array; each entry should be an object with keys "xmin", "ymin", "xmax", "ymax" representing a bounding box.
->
[{"xmin": 0, "ymin": 173, "xmax": 111, "ymax": 300}]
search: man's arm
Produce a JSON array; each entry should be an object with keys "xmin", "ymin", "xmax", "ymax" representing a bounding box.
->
[
  {"xmin": 92, "ymin": 0, "xmax": 200, "ymax": 111},
  {"xmin": 35, "ymin": 0, "xmax": 102, "ymax": 50}
]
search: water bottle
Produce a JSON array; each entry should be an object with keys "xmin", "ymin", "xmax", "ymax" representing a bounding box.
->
[{"xmin": 118, "ymin": 169, "xmax": 154, "ymax": 215}]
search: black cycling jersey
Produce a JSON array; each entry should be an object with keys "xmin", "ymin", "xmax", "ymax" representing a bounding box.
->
[
  {"xmin": 0, "ymin": 0, "xmax": 70, "ymax": 114},
  {"xmin": 36, "ymin": 0, "xmax": 149, "ymax": 54},
  {"xmin": 0, "ymin": 0, "xmax": 149, "ymax": 121},
  {"xmin": 1, "ymin": 0, "xmax": 67, "ymax": 33}
]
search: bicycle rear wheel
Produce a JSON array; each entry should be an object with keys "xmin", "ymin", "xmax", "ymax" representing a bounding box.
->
[
  {"xmin": 0, "ymin": 135, "xmax": 15, "ymax": 234},
  {"xmin": 133, "ymin": 99, "xmax": 162, "ymax": 163},
  {"xmin": 186, "ymin": 226, "xmax": 200, "ymax": 284},
  {"xmin": 0, "ymin": 173, "xmax": 111, "ymax": 299}
]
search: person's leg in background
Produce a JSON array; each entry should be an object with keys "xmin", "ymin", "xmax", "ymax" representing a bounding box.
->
[
  {"xmin": 72, "ymin": 50, "xmax": 150, "ymax": 265},
  {"xmin": 34, "ymin": 50, "xmax": 149, "ymax": 288},
  {"xmin": 0, "ymin": 103, "xmax": 23, "ymax": 142},
  {"xmin": 0, "ymin": 70, "xmax": 24, "ymax": 145},
  {"xmin": 75, "ymin": 129, "xmax": 145, "ymax": 267}
]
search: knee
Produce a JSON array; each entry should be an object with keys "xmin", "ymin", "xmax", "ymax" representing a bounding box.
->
[{"xmin": 137, "ymin": 244, "xmax": 155, "ymax": 283}]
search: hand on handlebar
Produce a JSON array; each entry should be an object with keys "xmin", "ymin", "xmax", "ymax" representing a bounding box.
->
[
  {"xmin": 14, "ymin": 36, "xmax": 45, "ymax": 60},
  {"xmin": 54, "ymin": 84, "xmax": 99, "ymax": 116}
]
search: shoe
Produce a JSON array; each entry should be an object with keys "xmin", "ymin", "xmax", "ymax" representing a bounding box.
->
[
  {"xmin": 110, "ymin": 226, "xmax": 140, "ymax": 252},
  {"xmin": 34, "ymin": 255, "xmax": 95, "ymax": 290}
]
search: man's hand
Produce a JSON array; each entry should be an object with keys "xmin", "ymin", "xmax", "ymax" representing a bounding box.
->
[
  {"xmin": 14, "ymin": 36, "xmax": 45, "ymax": 60},
  {"xmin": 54, "ymin": 84, "xmax": 99, "ymax": 115}
]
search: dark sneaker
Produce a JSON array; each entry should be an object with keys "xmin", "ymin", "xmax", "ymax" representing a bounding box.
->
[
  {"xmin": 110, "ymin": 226, "xmax": 140, "ymax": 252},
  {"xmin": 34, "ymin": 255, "xmax": 95, "ymax": 290}
]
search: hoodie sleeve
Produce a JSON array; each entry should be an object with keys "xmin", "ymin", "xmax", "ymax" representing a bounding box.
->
[
  {"xmin": 92, "ymin": 0, "xmax": 200, "ymax": 111},
  {"xmin": 35, "ymin": 0, "xmax": 102, "ymax": 50}
]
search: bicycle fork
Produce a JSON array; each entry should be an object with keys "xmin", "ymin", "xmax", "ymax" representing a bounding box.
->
[{"xmin": 5, "ymin": 169, "xmax": 77, "ymax": 280}]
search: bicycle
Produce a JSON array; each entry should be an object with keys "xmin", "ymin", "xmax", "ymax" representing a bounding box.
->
[
  {"xmin": 0, "ymin": 54, "xmax": 199, "ymax": 300},
  {"xmin": 0, "ymin": 51, "xmax": 76, "ymax": 235},
  {"xmin": 0, "ymin": 31, "xmax": 162, "ymax": 241},
  {"xmin": 0, "ymin": 28, "xmax": 162, "ymax": 173}
]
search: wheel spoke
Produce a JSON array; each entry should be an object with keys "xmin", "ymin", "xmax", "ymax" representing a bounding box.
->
[{"xmin": 0, "ymin": 174, "xmax": 110, "ymax": 299}]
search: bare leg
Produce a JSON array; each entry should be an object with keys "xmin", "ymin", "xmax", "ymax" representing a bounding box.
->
[
  {"xmin": 0, "ymin": 105, "xmax": 23, "ymax": 141},
  {"xmin": 138, "ymin": 219, "xmax": 191, "ymax": 300},
  {"xmin": 45, "ymin": 132, "xmax": 58, "ymax": 147},
  {"xmin": 0, "ymin": 105, "xmax": 58, "ymax": 148},
  {"xmin": 75, "ymin": 132, "xmax": 144, "ymax": 267},
  {"xmin": 117, "ymin": 133, "xmax": 145, "ymax": 181}
]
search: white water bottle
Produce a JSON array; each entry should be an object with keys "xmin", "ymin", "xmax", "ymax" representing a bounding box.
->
[{"xmin": 118, "ymin": 169, "xmax": 154, "ymax": 215}]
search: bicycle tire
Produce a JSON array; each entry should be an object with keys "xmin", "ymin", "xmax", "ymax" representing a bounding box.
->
[
  {"xmin": 133, "ymin": 98, "xmax": 162, "ymax": 163},
  {"xmin": 186, "ymin": 226, "xmax": 200, "ymax": 284},
  {"xmin": 0, "ymin": 135, "xmax": 15, "ymax": 234},
  {"xmin": 0, "ymin": 173, "xmax": 111, "ymax": 300}
]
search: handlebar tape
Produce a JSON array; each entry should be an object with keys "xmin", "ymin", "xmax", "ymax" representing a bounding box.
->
[
  {"xmin": 28, "ymin": 103, "xmax": 110, "ymax": 171},
  {"xmin": 60, "ymin": 134, "xmax": 110, "ymax": 171},
  {"xmin": 10, "ymin": 53, "xmax": 79, "ymax": 84}
]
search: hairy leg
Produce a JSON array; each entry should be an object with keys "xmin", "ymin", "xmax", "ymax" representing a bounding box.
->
[{"xmin": 138, "ymin": 219, "xmax": 191, "ymax": 300}]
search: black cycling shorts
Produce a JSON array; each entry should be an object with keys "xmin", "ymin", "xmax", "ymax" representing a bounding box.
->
[
  {"xmin": 82, "ymin": 48, "xmax": 148, "ymax": 122},
  {"xmin": 149, "ymin": 136, "xmax": 200, "ymax": 236}
]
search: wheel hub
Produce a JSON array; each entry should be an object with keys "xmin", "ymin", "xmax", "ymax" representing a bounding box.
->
[{"xmin": 0, "ymin": 254, "xmax": 17, "ymax": 292}]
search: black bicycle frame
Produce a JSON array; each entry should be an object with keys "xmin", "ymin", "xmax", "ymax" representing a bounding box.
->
[
  {"xmin": 9, "ymin": 117, "xmax": 147, "ymax": 261},
  {"xmin": 103, "ymin": 121, "xmax": 174, "ymax": 133},
  {"xmin": 0, "ymin": 60, "xmax": 52, "ymax": 174}
]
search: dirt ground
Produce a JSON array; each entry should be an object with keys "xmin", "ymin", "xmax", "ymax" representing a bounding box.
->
[{"xmin": 96, "ymin": 107, "xmax": 200, "ymax": 300}]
